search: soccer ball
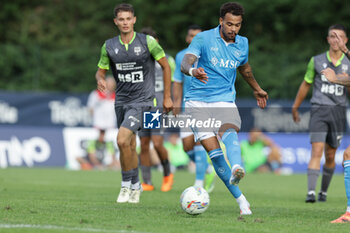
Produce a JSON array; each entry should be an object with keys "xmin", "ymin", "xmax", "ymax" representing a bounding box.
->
[{"xmin": 180, "ymin": 186, "xmax": 210, "ymax": 215}]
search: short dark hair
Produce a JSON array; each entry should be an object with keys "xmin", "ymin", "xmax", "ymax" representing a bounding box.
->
[
  {"xmin": 328, "ymin": 24, "xmax": 347, "ymax": 36},
  {"xmin": 114, "ymin": 3, "xmax": 134, "ymax": 17},
  {"xmin": 140, "ymin": 27, "xmax": 158, "ymax": 39},
  {"xmin": 220, "ymin": 2, "xmax": 244, "ymax": 18},
  {"xmin": 188, "ymin": 25, "xmax": 202, "ymax": 31}
]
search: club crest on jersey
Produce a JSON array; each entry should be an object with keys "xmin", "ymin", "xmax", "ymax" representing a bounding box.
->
[
  {"xmin": 211, "ymin": 57, "xmax": 219, "ymax": 66},
  {"xmin": 134, "ymin": 47, "xmax": 141, "ymax": 56},
  {"xmin": 114, "ymin": 48, "xmax": 119, "ymax": 55},
  {"xmin": 342, "ymin": 64, "xmax": 348, "ymax": 73}
]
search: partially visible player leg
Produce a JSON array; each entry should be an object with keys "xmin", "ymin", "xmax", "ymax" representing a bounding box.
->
[
  {"xmin": 152, "ymin": 135, "xmax": 173, "ymax": 192},
  {"xmin": 128, "ymin": 134, "xmax": 142, "ymax": 203},
  {"xmin": 319, "ymin": 144, "xmax": 336, "ymax": 202},
  {"xmin": 331, "ymin": 146, "xmax": 350, "ymax": 223},
  {"xmin": 306, "ymin": 141, "xmax": 324, "ymax": 203},
  {"xmin": 116, "ymin": 127, "xmax": 139, "ymax": 203},
  {"xmin": 201, "ymin": 136, "xmax": 251, "ymax": 215},
  {"xmin": 139, "ymin": 135, "xmax": 154, "ymax": 191}
]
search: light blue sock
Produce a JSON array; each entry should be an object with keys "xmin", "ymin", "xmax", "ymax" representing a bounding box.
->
[
  {"xmin": 344, "ymin": 160, "xmax": 350, "ymax": 207},
  {"xmin": 208, "ymin": 148, "xmax": 242, "ymax": 198},
  {"xmin": 222, "ymin": 128, "xmax": 242, "ymax": 167},
  {"xmin": 194, "ymin": 145, "xmax": 208, "ymax": 181},
  {"xmin": 186, "ymin": 149, "xmax": 195, "ymax": 162}
]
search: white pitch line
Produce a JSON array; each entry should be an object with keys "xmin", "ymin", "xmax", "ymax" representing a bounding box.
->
[{"xmin": 0, "ymin": 224, "xmax": 148, "ymax": 233}]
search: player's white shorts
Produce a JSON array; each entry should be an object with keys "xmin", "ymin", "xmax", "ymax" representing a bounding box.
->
[
  {"xmin": 180, "ymin": 129, "xmax": 194, "ymax": 139},
  {"xmin": 184, "ymin": 100, "xmax": 241, "ymax": 141}
]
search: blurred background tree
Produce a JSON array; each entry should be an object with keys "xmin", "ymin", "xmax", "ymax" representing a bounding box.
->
[{"xmin": 1, "ymin": 0, "xmax": 349, "ymax": 99}]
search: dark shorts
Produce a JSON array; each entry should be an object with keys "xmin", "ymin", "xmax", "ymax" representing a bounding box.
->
[
  {"xmin": 309, "ymin": 105, "xmax": 346, "ymax": 148},
  {"xmin": 115, "ymin": 104, "xmax": 152, "ymax": 133}
]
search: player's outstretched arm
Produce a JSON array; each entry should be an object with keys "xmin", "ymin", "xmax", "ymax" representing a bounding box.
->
[
  {"xmin": 181, "ymin": 54, "xmax": 208, "ymax": 83},
  {"xmin": 95, "ymin": 68, "xmax": 107, "ymax": 92},
  {"xmin": 237, "ymin": 62, "xmax": 268, "ymax": 109},
  {"xmin": 322, "ymin": 68, "xmax": 350, "ymax": 86},
  {"xmin": 157, "ymin": 57, "xmax": 174, "ymax": 113}
]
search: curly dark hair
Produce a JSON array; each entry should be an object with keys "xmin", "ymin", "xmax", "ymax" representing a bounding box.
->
[{"xmin": 220, "ymin": 2, "xmax": 244, "ymax": 18}]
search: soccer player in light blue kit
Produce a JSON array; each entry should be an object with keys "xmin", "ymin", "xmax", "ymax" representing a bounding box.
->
[
  {"xmin": 181, "ymin": 2, "xmax": 268, "ymax": 215},
  {"xmin": 321, "ymin": 30, "xmax": 350, "ymax": 223},
  {"xmin": 173, "ymin": 25, "xmax": 216, "ymax": 191}
]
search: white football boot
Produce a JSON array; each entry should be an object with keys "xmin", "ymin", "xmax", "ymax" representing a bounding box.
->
[
  {"xmin": 116, "ymin": 187, "xmax": 131, "ymax": 203},
  {"xmin": 239, "ymin": 200, "xmax": 252, "ymax": 215},
  {"xmin": 229, "ymin": 164, "xmax": 245, "ymax": 185},
  {"xmin": 128, "ymin": 185, "xmax": 143, "ymax": 204}
]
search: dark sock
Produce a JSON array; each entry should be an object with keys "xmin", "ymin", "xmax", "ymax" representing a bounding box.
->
[
  {"xmin": 320, "ymin": 166, "xmax": 335, "ymax": 193},
  {"xmin": 161, "ymin": 159, "xmax": 171, "ymax": 177},
  {"xmin": 130, "ymin": 167, "xmax": 139, "ymax": 184},
  {"xmin": 307, "ymin": 168, "xmax": 320, "ymax": 193},
  {"xmin": 140, "ymin": 165, "xmax": 152, "ymax": 185},
  {"xmin": 122, "ymin": 169, "xmax": 134, "ymax": 182}
]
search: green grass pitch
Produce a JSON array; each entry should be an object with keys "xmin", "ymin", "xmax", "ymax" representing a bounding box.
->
[{"xmin": 0, "ymin": 168, "xmax": 349, "ymax": 233}]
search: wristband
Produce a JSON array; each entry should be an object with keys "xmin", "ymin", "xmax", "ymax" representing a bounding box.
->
[{"xmin": 189, "ymin": 68, "xmax": 195, "ymax": 77}]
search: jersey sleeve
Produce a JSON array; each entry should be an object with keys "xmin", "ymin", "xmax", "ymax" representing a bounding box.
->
[
  {"xmin": 146, "ymin": 35, "xmax": 165, "ymax": 61},
  {"xmin": 186, "ymin": 33, "xmax": 203, "ymax": 57},
  {"xmin": 173, "ymin": 52, "xmax": 184, "ymax": 83},
  {"xmin": 167, "ymin": 55, "xmax": 176, "ymax": 81},
  {"xmin": 241, "ymin": 37, "xmax": 249, "ymax": 65},
  {"xmin": 304, "ymin": 57, "xmax": 315, "ymax": 84},
  {"xmin": 97, "ymin": 43, "xmax": 110, "ymax": 70}
]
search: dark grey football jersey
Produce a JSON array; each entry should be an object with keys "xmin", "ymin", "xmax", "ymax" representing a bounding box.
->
[
  {"xmin": 310, "ymin": 52, "xmax": 350, "ymax": 106},
  {"xmin": 105, "ymin": 33, "xmax": 155, "ymax": 106}
]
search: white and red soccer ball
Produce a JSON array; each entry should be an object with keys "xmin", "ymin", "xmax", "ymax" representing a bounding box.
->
[{"xmin": 180, "ymin": 186, "xmax": 210, "ymax": 215}]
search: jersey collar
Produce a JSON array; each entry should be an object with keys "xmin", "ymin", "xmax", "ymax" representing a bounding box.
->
[
  {"xmin": 119, "ymin": 32, "xmax": 137, "ymax": 51},
  {"xmin": 326, "ymin": 51, "xmax": 345, "ymax": 67}
]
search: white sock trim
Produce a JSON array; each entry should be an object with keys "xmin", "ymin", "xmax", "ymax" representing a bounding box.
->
[
  {"xmin": 236, "ymin": 194, "xmax": 246, "ymax": 204},
  {"xmin": 308, "ymin": 190, "xmax": 315, "ymax": 195},
  {"xmin": 121, "ymin": 181, "xmax": 131, "ymax": 188},
  {"xmin": 194, "ymin": 180, "xmax": 204, "ymax": 188}
]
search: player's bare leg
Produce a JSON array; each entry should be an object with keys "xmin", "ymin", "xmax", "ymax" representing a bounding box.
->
[
  {"xmin": 116, "ymin": 127, "xmax": 141, "ymax": 203},
  {"xmin": 319, "ymin": 144, "xmax": 336, "ymax": 202}
]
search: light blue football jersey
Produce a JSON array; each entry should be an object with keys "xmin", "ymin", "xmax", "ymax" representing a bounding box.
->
[
  {"xmin": 184, "ymin": 25, "xmax": 249, "ymax": 102},
  {"xmin": 174, "ymin": 48, "xmax": 195, "ymax": 108}
]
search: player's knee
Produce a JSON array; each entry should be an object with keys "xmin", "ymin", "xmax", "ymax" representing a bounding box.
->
[
  {"xmin": 117, "ymin": 137, "xmax": 130, "ymax": 149},
  {"xmin": 344, "ymin": 147, "xmax": 350, "ymax": 161}
]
